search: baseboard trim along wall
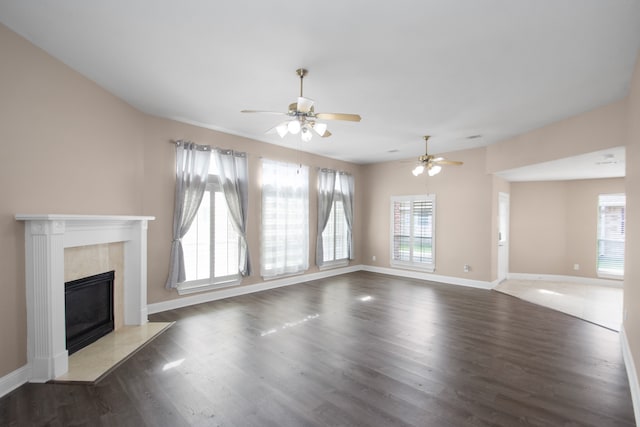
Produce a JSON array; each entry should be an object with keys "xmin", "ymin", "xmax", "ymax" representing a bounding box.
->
[
  {"xmin": 621, "ymin": 326, "xmax": 640, "ymax": 424},
  {"xmin": 147, "ymin": 264, "xmax": 363, "ymax": 315},
  {"xmin": 361, "ymin": 265, "xmax": 495, "ymax": 290},
  {"xmin": 507, "ymin": 273, "xmax": 623, "ymax": 288},
  {"xmin": 148, "ymin": 264, "xmax": 495, "ymax": 314},
  {"xmin": 0, "ymin": 364, "xmax": 29, "ymax": 399}
]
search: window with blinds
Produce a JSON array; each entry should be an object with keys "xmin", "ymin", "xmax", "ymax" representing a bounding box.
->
[
  {"xmin": 390, "ymin": 195, "xmax": 435, "ymax": 272},
  {"xmin": 260, "ymin": 159, "xmax": 309, "ymax": 278},
  {"xmin": 597, "ymin": 193, "xmax": 625, "ymax": 277}
]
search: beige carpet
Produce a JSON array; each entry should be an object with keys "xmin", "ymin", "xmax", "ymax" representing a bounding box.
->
[{"xmin": 494, "ymin": 279, "xmax": 622, "ymax": 331}]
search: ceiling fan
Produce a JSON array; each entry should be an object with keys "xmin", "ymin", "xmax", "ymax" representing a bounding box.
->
[
  {"xmin": 412, "ymin": 135, "xmax": 463, "ymax": 176},
  {"xmin": 241, "ymin": 68, "xmax": 361, "ymax": 142}
]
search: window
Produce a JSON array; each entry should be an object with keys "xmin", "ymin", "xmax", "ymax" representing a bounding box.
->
[
  {"xmin": 597, "ymin": 193, "xmax": 625, "ymax": 277},
  {"xmin": 180, "ymin": 159, "xmax": 240, "ymax": 293},
  {"xmin": 261, "ymin": 159, "xmax": 309, "ymax": 278},
  {"xmin": 390, "ymin": 195, "xmax": 435, "ymax": 272},
  {"xmin": 322, "ymin": 179, "xmax": 349, "ymax": 265}
]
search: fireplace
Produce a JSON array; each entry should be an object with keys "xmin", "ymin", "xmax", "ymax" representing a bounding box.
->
[
  {"xmin": 16, "ymin": 214, "xmax": 154, "ymax": 382},
  {"xmin": 65, "ymin": 271, "xmax": 115, "ymax": 355}
]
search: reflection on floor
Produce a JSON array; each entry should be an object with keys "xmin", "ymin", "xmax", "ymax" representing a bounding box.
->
[
  {"xmin": 494, "ymin": 279, "xmax": 623, "ymax": 331},
  {"xmin": 54, "ymin": 322, "xmax": 173, "ymax": 384}
]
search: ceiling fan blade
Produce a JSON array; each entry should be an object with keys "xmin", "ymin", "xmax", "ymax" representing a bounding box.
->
[
  {"xmin": 433, "ymin": 160, "xmax": 464, "ymax": 166},
  {"xmin": 315, "ymin": 112, "xmax": 361, "ymax": 122},
  {"xmin": 241, "ymin": 110, "xmax": 287, "ymax": 115},
  {"xmin": 297, "ymin": 97, "xmax": 315, "ymax": 113}
]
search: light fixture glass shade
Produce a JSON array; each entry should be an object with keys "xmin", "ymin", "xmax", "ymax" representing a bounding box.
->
[
  {"xmin": 412, "ymin": 164, "xmax": 425, "ymax": 176},
  {"xmin": 312, "ymin": 122, "xmax": 328, "ymax": 136},
  {"xmin": 427, "ymin": 165, "xmax": 442, "ymax": 176},
  {"xmin": 287, "ymin": 120, "xmax": 301, "ymax": 134},
  {"xmin": 301, "ymin": 126, "xmax": 313, "ymax": 142},
  {"xmin": 275, "ymin": 123, "xmax": 289, "ymax": 138}
]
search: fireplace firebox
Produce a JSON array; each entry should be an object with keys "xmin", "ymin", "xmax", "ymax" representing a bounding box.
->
[{"xmin": 65, "ymin": 271, "xmax": 115, "ymax": 355}]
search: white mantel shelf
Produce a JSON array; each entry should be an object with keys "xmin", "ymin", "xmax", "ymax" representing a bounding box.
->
[
  {"xmin": 16, "ymin": 214, "xmax": 156, "ymax": 221},
  {"xmin": 16, "ymin": 214, "xmax": 155, "ymax": 382}
]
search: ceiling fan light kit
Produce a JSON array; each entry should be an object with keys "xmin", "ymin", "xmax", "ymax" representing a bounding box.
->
[
  {"xmin": 242, "ymin": 68, "xmax": 361, "ymax": 142},
  {"xmin": 412, "ymin": 135, "xmax": 463, "ymax": 177}
]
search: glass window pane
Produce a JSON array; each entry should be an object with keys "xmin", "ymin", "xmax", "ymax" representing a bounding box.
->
[
  {"xmin": 182, "ymin": 191, "xmax": 210, "ymax": 281},
  {"xmin": 214, "ymin": 192, "xmax": 239, "ymax": 278},
  {"xmin": 597, "ymin": 194, "xmax": 625, "ymax": 276}
]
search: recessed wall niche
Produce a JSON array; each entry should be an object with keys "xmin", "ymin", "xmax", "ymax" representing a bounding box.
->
[{"xmin": 64, "ymin": 243, "xmax": 124, "ymax": 330}]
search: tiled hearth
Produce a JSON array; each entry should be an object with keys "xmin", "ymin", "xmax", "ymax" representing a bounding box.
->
[
  {"xmin": 55, "ymin": 322, "xmax": 172, "ymax": 383},
  {"xmin": 16, "ymin": 214, "xmax": 155, "ymax": 383}
]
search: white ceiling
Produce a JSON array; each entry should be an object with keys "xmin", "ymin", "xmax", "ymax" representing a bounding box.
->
[{"xmin": 1, "ymin": 1, "xmax": 640, "ymax": 171}]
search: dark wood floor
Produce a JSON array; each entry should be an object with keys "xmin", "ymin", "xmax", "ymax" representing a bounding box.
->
[{"xmin": 0, "ymin": 271, "xmax": 635, "ymax": 426}]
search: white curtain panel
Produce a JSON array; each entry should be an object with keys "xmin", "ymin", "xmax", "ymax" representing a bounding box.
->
[
  {"xmin": 165, "ymin": 141, "xmax": 211, "ymax": 289},
  {"xmin": 213, "ymin": 148, "xmax": 251, "ymax": 276},
  {"xmin": 338, "ymin": 172, "xmax": 355, "ymax": 260},
  {"xmin": 316, "ymin": 168, "xmax": 337, "ymax": 267},
  {"xmin": 261, "ymin": 159, "xmax": 309, "ymax": 278}
]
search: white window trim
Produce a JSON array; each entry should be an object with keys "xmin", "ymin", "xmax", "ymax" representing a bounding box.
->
[
  {"xmin": 596, "ymin": 193, "xmax": 625, "ymax": 279},
  {"xmin": 176, "ymin": 276, "xmax": 241, "ymax": 295},
  {"xmin": 178, "ymin": 175, "xmax": 241, "ymax": 294},
  {"xmin": 319, "ymin": 259, "xmax": 349, "ymax": 271},
  {"xmin": 390, "ymin": 194, "xmax": 436, "ymax": 273},
  {"xmin": 322, "ymin": 189, "xmax": 350, "ymax": 266}
]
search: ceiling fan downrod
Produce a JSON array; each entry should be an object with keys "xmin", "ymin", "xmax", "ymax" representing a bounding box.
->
[{"xmin": 296, "ymin": 68, "xmax": 307, "ymax": 97}]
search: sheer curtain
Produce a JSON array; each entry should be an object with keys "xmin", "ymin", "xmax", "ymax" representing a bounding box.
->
[
  {"xmin": 338, "ymin": 172, "xmax": 355, "ymax": 260},
  {"xmin": 261, "ymin": 159, "xmax": 309, "ymax": 278},
  {"xmin": 165, "ymin": 141, "xmax": 211, "ymax": 289},
  {"xmin": 213, "ymin": 148, "xmax": 251, "ymax": 276},
  {"xmin": 316, "ymin": 168, "xmax": 337, "ymax": 267}
]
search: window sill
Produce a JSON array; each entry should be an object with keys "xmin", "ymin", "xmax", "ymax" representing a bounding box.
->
[
  {"xmin": 597, "ymin": 271, "xmax": 624, "ymax": 280},
  {"xmin": 177, "ymin": 277, "xmax": 241, "ymax": 295},
  {"xmin": 390, "ymin": 261, "xmax": 435, "ymax": 273},
  {"xmin": 319, "ymin": 260, "xmax": 349, "ymax": 270},
  {"xmin": 261, "ymin": 269, "xmax": 309, "ymax": 281}
]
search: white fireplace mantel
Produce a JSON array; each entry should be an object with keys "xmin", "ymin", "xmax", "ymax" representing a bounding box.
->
[{"xmin": 16, "ymin": 214, "xmax": 155, "ymax": 382}]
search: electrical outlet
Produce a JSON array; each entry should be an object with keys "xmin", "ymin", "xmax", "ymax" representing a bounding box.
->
[
  {"xmin": 463, "ymin": 264, "xmax": 470, "ymax": 273},
  {"xmin": 573, "ymin": 264, "xmax": 580, "ymax": 271},
  {"xmin": 372, "ymin": 255, "xmax": 376, "ymax": 262}
]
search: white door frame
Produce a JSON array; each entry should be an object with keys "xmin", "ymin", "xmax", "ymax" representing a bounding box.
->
[{"xmin": 498, "ymin": 192, "xmax": 510, "ymax": 283}]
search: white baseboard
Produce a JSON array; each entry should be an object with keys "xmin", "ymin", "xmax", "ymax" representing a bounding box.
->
[
  {"xmin": 0, "ymin": 364, "xmax": 30, "ymax": 399},
  {"xmin": 149, "ymin": 264, "xmax": 496, "ymax": 314},
  {"xmin": 361, "ymin": 265, "xmax": 494, "ymax": 290},
  {"xmin": 507, "ymin": 273, "xmax": 623, "ymax": 288},
  {"xmin": 620, "ymin": 326, "xmax": 640, "ymax": 424},
  {"xmin": 148, "ymin": 264, "xmax": 362, "ymax": 314}
]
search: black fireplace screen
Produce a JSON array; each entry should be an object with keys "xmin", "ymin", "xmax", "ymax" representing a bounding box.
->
[{"xmin": 65, "ymin": 270, "xmax": 115, "ymax": 355}]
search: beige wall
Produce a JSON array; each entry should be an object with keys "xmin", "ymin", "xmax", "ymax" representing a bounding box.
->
[
  {"xmin": 361, "ymin": 147, "xmax": 494, "ymax": 281},
  {"xmin": 486, "ymin": 100, "xmax": 627, "ymax": 174},
  {"xmin": 0, "ymin": 24, "xmax": 146, "ymax": 377},
  {"xmin": 624, "ymin": 53, "xmax": 640, "ymax": 394},
  {"xmin": 509, "ymin": 178, "xmax": 624, "ymax": 277}
]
